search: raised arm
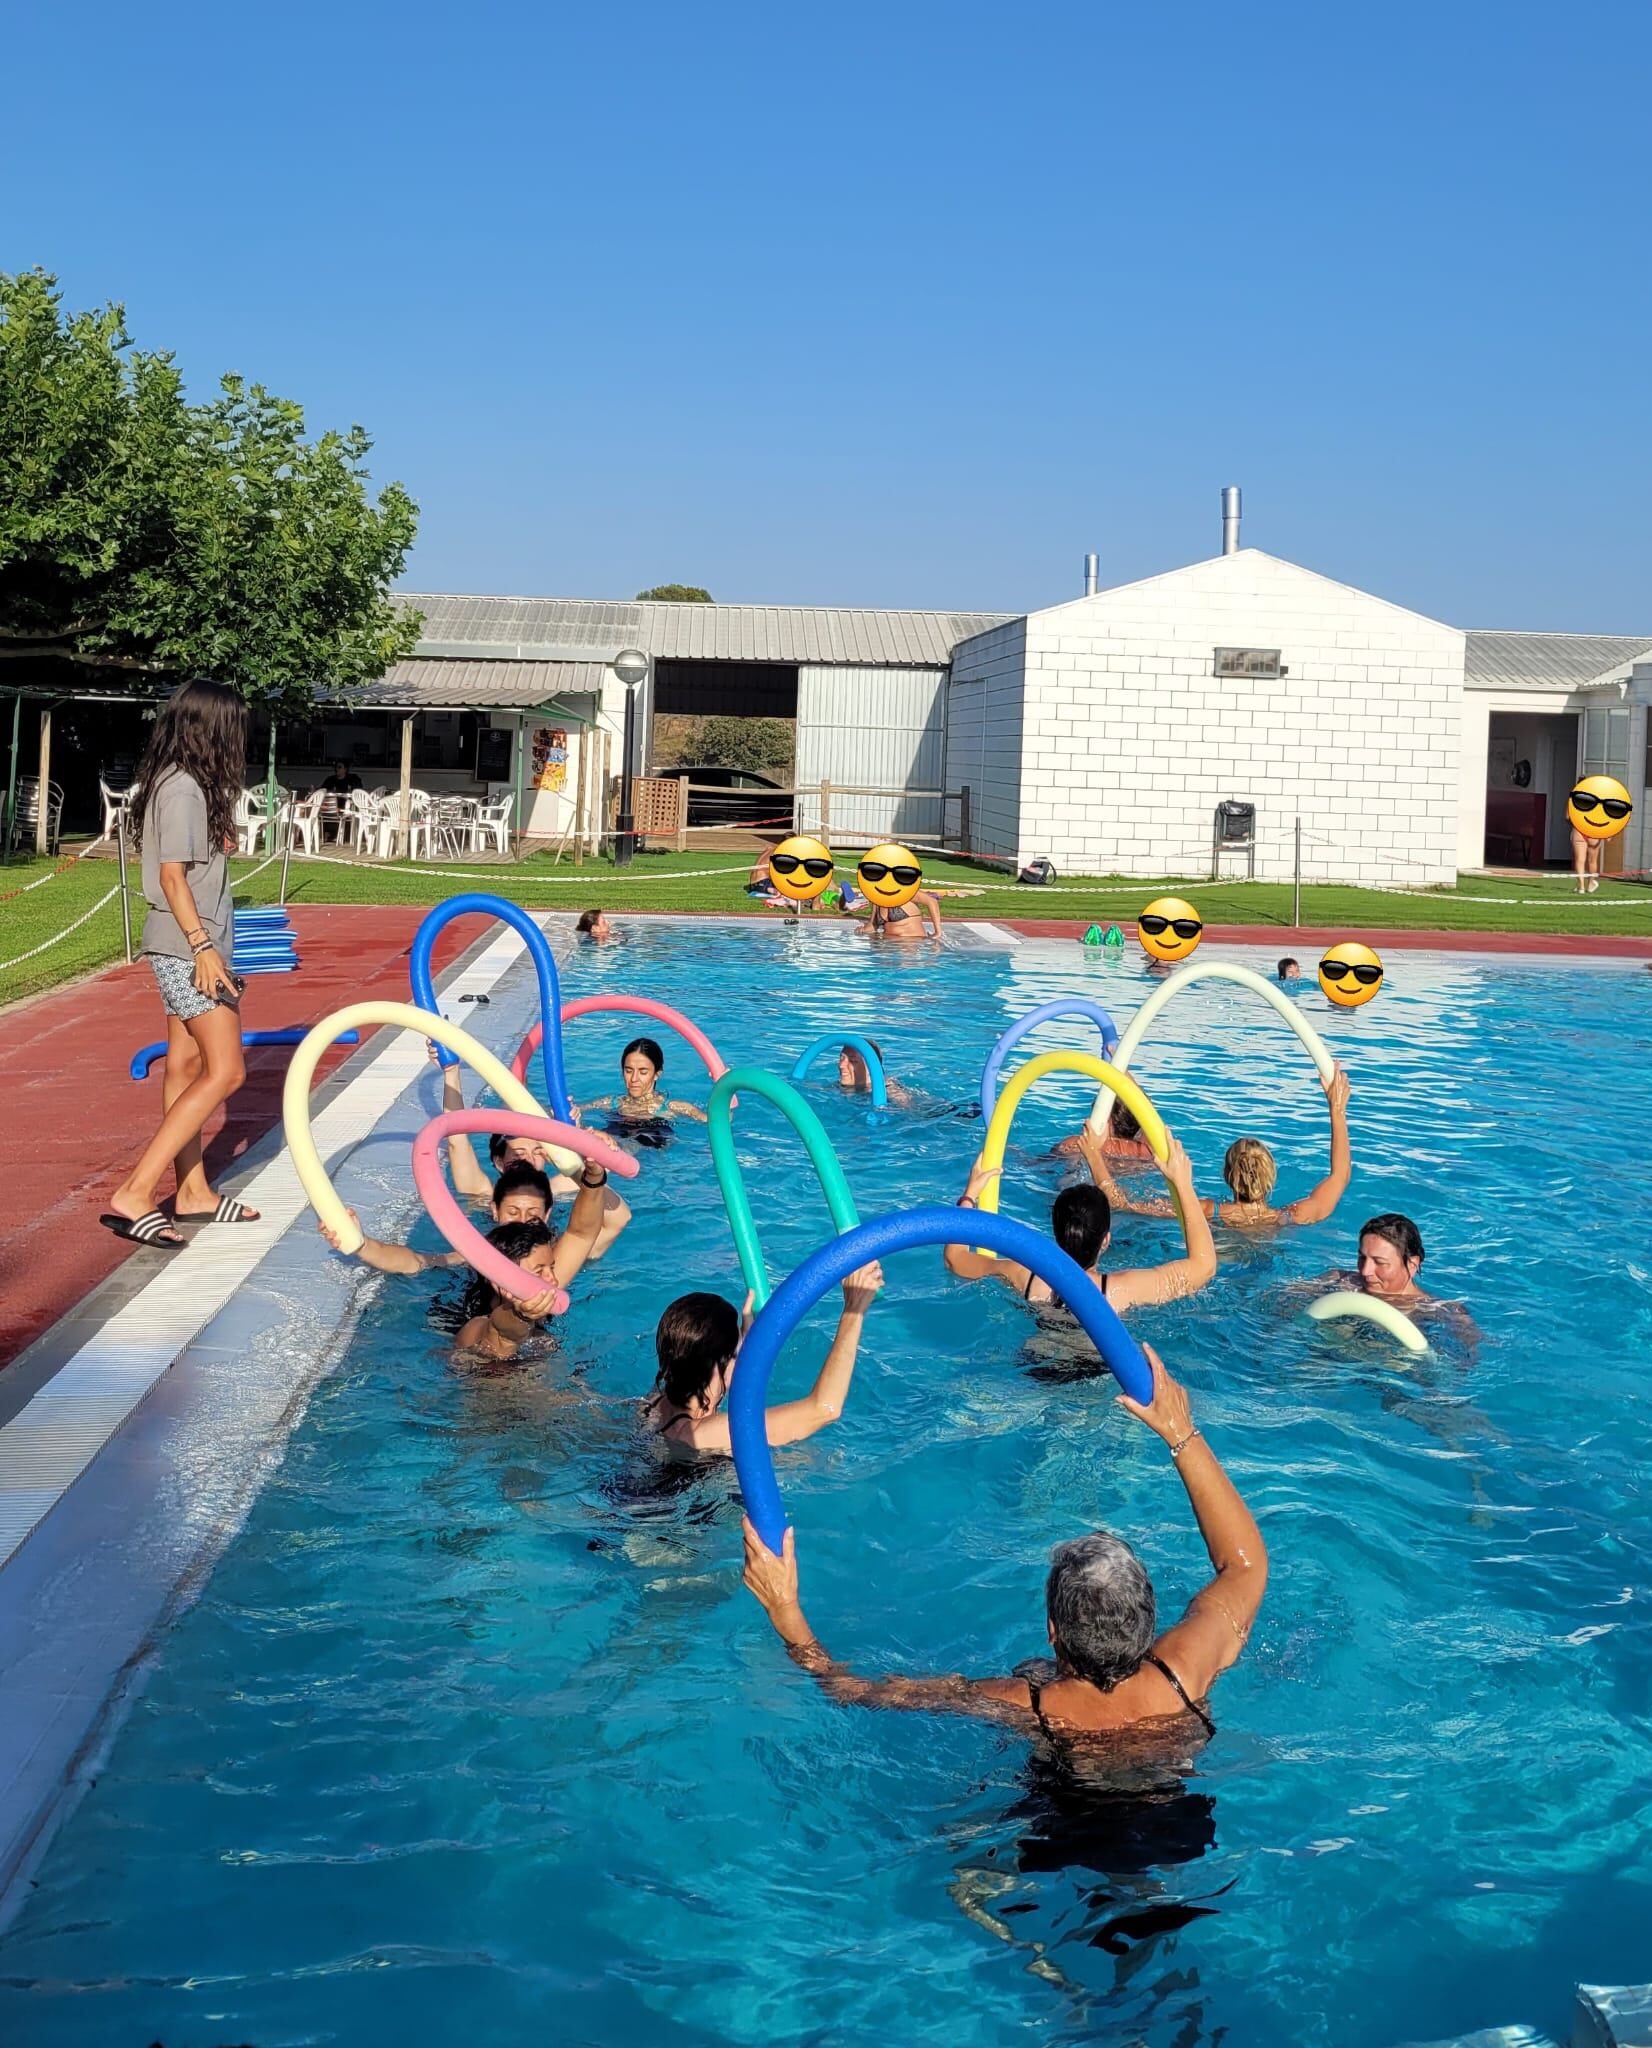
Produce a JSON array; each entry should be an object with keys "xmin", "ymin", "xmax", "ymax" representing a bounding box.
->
[
  {"xmin": 432, "ymin": 1055, "xmax": 492, "ymax": 1200},
  {"xmin": 1116, "ymin": 1345, "xmax": 1267, "ymax": 1701},
  {"xmin": 687, "ymin": 1263, "xmax": 883, "ymax": 1454},
  {"xmin": 1077, "ymin": 1126, "xmax": 1193, "ymax": 1221},
  {"xmin": 549, "ymin": 1162, "xmax": 612, "ymax": 1289},
  {"xmin": 1104, "ymin": 1135, "xmax": 1218, "ymax": 1313},
  {"xmin": 1281, "ymin": 1063, "xmax": 1351, "ymax": 1226},
  {"xmin": 941, "ymin": 1160, "xmax": 1030, "ymax": 1287}
]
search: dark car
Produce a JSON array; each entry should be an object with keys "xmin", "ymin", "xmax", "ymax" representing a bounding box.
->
[{"xmin": 664, "ymin": 765, "xmax": 790, "ymax": 828}]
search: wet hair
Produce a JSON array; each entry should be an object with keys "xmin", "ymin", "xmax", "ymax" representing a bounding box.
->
[
  {"xmin": 1361, "ymin": 1213, "xmax": 1425, "ymax": 1269},
  {"xmin": 1107, "ymin": 1099, "xmax": 1141, "ymax": 1142},
  {"xmin": 487, "ymin": 1132, "xmax": 518, "ymax": 1167},
  {"xmin": 622, "ymin": 1036, "xmax": 665, "ymax": 1076},
  {"xmin": 460, "ymin": 1219, "xmax": 554, "ymax": 1320},
  {"xmin": 128, "ymin": 680, "xmax": 248, "ymax": 855},
  {"xmin": 576, "ymin": 909, "xmax": 605, "ymax": 934},
  {"xmin": 1045, "ymin": 1532, "xmax": 1158, "ymax": 1689},
  {"xmin": 1224, "ymin": 1138, "xmax": 1277, "ymax": 1203},
  {"xmin": 1052, "ymin": 1184, "xmax": 1111, "ymax": 1270},
  {"xmin": 654, "ymin": 1292, "xmax": 741, "ymax": 1411},
  {"xmin": 492, "ymin": 1160, "xmax": 552, "ymax": 1210},
  {"xmin": 1277, "ymin": 956, "xmax": 1301, "ymax": 979}
]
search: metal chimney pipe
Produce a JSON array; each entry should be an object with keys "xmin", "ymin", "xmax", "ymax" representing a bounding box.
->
[
  {"xmin": 1221, "ymin": 485, "xmax": 1242, "ymax": 555},
  {"xmin": 1083, "ymin": 552, "xmax": 1099, "ymax": 596}
]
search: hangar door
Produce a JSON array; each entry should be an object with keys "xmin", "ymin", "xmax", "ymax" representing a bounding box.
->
[{"xmin": 793, "ymin": 665, "xmax": 947, "ymax": 845}]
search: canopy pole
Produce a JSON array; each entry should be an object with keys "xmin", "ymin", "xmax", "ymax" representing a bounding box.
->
[
  {"xmin": 398, "ymin": 715, "xmax": 414, "ymax": 858},
  {"xmin": 4, "ymin": 692, "xmax": 19, "ymax": 858},
  {"xmin": 513, "ymin": 714, "xmax": 527, "ymax": 858},
  {"xmin": 35, "ymin": 707, "xmax": 52, "ymax": 855},
  {"xmin": 264, "ymin": 717, "xmax": 277, "ymax": 836}
]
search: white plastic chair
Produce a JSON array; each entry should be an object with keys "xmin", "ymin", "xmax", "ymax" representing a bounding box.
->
[
  {"xmin": 373, "ymin": 793, "xmax": 431, "ymax": 859},
  {"xmin": 235, "ymin": 788, "xmax": 270, "ymax": 855},
  {"xmin": 469, "ymin": 795, "xmax": 514, "ymax": 856},
  {"xmin": 282, "ymin": 788, "xmax": 327, "ymax": 854},
  {"xmin": 98, "ymin": 778, "xmax": 132, "ymax": 843}
]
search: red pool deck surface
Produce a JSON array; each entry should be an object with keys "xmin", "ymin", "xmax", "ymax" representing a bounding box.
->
[
  {"xmin": 0, "ymin": 907, "xmax": 473, "ymax": 1372},
  {"xmin": 1, "ymin": 908, "xmax": 1646, "ymax": 1373}
]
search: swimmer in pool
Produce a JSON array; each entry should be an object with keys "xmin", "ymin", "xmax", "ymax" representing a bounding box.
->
[
  {"xmin": 1277, "ymin": 956, "xmax": 1302, "ymax": 983},
  {"xmin": 319, "ymin": 1159, "xmax": 557, "ymax": 1274},
  {"xmin": 1091, "ymin": 1063, "xmax": 1352, "ymax": 1232},
  {"xmin": 1309, "ymin": 1212, "xmax": 1479, "ymax": 1344},
  {"xmin": 582, "ymin": 1036, "xmax": 709, "ymax": 1126},
  {"xmin": 575, "ymin": 908, "xmax": 614, "ymax": 941},
  {"xmin": 434, "ymin": 1053, "xmax": 633, "ymax": 1255},
  {"xmin": 837, "ymin": 1040, "xmax": 913, "ymax": 1107},
  {"xmin": 1053, "ymin": 1099, "xmax": 1154, "ymax": 1162},
  {"xmin": 742, "ymin": 1343, "xmax": 1265, "ymax": 1744},
  {"xmin": 453, "ymin": 1159, "xmax": 612, "ymax": 1359},
  {"xmin": 859, "ymin": 891, "xmax": 943, "ymax": 941},
  {"xmin": 943, "ymin": 1138, "xmax": 1216, "ymax": 1315},
  {"xmin": 642, "ymin": 1261, "xmax": 884, "ymax": 1455}
]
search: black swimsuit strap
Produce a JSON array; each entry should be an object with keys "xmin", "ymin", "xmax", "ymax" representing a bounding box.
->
[{"xmin": 1141, "ymin": 1652, "xmax": 1216, "ymax": 1736}]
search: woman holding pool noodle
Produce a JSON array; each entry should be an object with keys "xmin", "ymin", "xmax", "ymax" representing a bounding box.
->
[{"xmin": 734, "ymin": 1210, "xmax": 1267, "ymax": 1744}]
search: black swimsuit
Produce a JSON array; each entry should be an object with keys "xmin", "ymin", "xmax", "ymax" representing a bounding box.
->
[
  {"xmin": 1025, "ymin": 1269, "xmax": 1109, "ymax": 1304},
  {"xmin": 1023, "ymin": 1656, "xmax": 1216, "ymax": 1741}
]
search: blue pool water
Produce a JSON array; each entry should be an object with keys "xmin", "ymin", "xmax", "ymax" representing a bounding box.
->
[{"xmin": 3, "ymin": 926, "xmax": 1650, "ymax": 2045}]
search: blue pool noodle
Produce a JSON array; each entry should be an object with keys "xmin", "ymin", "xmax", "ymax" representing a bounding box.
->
[
  {"xmin": 978, "ymin": 998, "xmax": 1120, "ymax": 1124},
  {"xmin": 729, "ymin": 1205, "xmax": 1153, "ymax": 1552},
  {"xmin": 407, "ymin": 893, "xmax": 571, "ymax": 1118},
  {"xmin": 129, "ymin": 1027, "xmax": 359, "ymax": 1081},
  {"xmin": 789, "ymin": 1033, "xmax": 888, "ymax": 1109}
]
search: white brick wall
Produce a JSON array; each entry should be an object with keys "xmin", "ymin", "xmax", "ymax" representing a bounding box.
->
[{"xmin": 950, "ymin": 551, "xmax": 1465, "ymax": 886}]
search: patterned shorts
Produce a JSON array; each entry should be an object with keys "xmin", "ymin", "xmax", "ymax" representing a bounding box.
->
[{"xmin": 150, "ymin": 952, "xmax": 238, "ymax": 1022}]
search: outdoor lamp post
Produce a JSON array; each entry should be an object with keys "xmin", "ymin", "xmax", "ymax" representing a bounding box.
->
[{"xmin": 612, "ymin": 647, "xmax": 649, "ymax": 865}]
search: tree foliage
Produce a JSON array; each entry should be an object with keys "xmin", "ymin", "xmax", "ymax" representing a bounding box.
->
[
  {"xmin": 635, "ymin": 583, "xmax": 712, "ymax": 603},
  {"xmin": 671, "ymin": 714, "xmax": 794, "ymax": 775},
  {"xmin": 0, "ymin": 269, "xmax": 421, "ymax": 714}
]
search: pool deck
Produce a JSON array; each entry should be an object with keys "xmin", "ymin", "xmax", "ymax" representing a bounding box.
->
[
  {"xmin": 0, "ymin": 907, "xmax": 475, "ymax": 1375},
  {"xmin": 1, "ymin": 907, "xmax": 1647, "ymax": 1377}
]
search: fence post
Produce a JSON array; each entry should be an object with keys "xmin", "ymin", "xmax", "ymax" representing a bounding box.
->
[
  {"xmin": 956, "ymin": 785, "xmax": 971, "ymax": 853},
  {"xmin": 35, "ymin": 707, "xmax": 52, "ymax": 855},
  {"xmin": 1293, "ymin": 816, "xmax": 1302, "ymax": 928},
  {"xmin": 279, "ymin": 801, "xmax": 294, "ymax": 906},
  {"xmin": 676, "ymin": 775, "xmax": 688, "ymax": 852},
  {"xmin": 819, "ymin": 780, "xmax": 831, "ymax": 840},
  {"xmin": 573, "ymin": 722, "xmax": 589, "ymax": 868},
  {"xmin": 116, "ymin": 806, "xmax": 134, "ymax": 964}
]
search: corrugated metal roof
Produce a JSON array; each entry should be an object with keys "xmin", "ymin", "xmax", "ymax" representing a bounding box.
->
[
  {"xmin": 348, "ymin": 659, "xmax": 607, "ymax": 709},
  {"xmin": 1465, "ymin": 630, "xmax": 1652, "ymax": 691},
  {"xmin": 395, "ymin": 592, "xmax": 1011, "ymax": 668}
]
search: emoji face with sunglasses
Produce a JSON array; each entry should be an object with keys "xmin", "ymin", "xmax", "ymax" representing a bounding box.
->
[
  {"xmin": 1318, "ymin": 942, "xmax": 1383, "ymax": 1007},
  {"xmin": 1136, "ymin": 897, "xmax": 1203, "ymax": 963},
  {"xmin": 768, "ymin": 835, "xmax": 836, "ymax": 902},
  {"xmin": 856, "ymin": 843, "xmax": 924, "ymax": 909},
  {"xmin": 1567, "ymin": 775, "xmax": 1633, "ymax": 842}
]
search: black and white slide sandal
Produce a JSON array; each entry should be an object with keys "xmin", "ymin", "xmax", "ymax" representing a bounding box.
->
[{"xmin": 99, "ymin": 1210, "xmax": 187, "ymax": 1249}]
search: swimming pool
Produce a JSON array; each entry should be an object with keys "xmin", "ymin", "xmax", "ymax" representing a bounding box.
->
[{"xmin": 2, "ymin": 924, "xmax": 1649, "ymax": 2046}]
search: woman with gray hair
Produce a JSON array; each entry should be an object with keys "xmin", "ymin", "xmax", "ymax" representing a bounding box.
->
[{"xmin": 741, "ymin": 1345, "xmax": 1265, "ymax": 1746}]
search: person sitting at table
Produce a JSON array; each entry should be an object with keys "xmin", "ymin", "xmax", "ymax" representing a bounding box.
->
[{"xmin": 321, "ymin": 764, "xmax": 362, "ymax": 796}]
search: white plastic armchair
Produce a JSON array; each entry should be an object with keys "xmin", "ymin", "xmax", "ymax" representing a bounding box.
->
[
  {"xmin": 470, "ymin": 795, "xmax": 514, "ymax": 856},
  {"xmin": 98, "ymin": 778, "xmax": 132, "ymax": 844}
]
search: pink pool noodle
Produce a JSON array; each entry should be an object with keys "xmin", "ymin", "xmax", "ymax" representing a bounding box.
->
[
  {"xmin": 411, "ymin": 1110, "xmax": 639, "ymax": 1317},
  {"xmin": 511, "ymin": 995, "xmax": 728, "ymax": 1089}
]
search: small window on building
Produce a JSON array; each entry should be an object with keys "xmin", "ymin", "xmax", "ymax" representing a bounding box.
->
[{"xmin": 1214, "ymin": 647, "xmax": 1284, "ymax": 679}]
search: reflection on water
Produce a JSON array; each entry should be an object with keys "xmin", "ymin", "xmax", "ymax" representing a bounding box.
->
[{"xmin": 2, "ymin": 935, "xmax": 1650, "ymax": 2048}]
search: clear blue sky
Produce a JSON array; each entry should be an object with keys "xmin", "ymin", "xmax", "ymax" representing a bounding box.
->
[{"xmin": 7, "ymin": 1, "xmax": 1649, "ymax": 629}]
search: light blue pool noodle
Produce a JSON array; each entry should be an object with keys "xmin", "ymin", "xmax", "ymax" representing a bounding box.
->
[
  {"xmin": 789, "ymin": 1033, "xmax": 888, "ymax": 1109},
  {"xmin": 408, "ymin": 892, "xmax": 571, "ymax": 1118},
  {"xmin": 729, "ymin": 1205, "xmax": 1153, "ymax": 1552},
  {"xmin": 978, "ymin": 998, "xmax": 1120, "ymax": 1123}
]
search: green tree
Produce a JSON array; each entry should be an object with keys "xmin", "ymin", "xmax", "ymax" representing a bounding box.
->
[
  {"xmin": 0, "ymin": 269, "xmax": 420, "ymax": 714},
  {"xmin": 680, "ymin": 714, "xmax": 794, "ymax": 776},
  {"xmin": 635, "ymin": 583, "xmax": 712, "ymax": 602}
]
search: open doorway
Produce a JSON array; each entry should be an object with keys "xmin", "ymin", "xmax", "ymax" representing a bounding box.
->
[{"xmin": 1484, "ymin": 710, "xmax": 1578, "ymax": 867}]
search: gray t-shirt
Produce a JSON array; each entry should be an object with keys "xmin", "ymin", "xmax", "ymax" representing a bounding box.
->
[{"xmin": 140, "ymin": 769, "xmax": 233, "ymax": 962}]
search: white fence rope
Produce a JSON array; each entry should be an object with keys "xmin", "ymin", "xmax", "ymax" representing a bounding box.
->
[
  {"xmin": 0, "ymin": 885, "xmax": 122, "ymax": 972},
  {"xmin": 281, "ymin": 850, "xmax": 756, "ymax": 886}
]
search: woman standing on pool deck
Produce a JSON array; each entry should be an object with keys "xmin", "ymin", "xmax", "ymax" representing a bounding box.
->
[
  {"xmin": 742, "ymin": 1343, "xmax": 1264, "ymax": 1744},
  {"xmin": 105, "ymin": 681, "xmax": 255, "ymax": 1249}
]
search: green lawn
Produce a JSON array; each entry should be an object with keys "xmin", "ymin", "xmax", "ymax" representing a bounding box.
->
[{"xmin": 2, "ymin": 847, "xmax": 1647, "ymax": 1007}]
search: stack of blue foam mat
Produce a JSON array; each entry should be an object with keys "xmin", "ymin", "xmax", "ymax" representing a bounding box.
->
[{"xmin": 233, "ymin": 906, "xmax": 300, "ymax": 977}]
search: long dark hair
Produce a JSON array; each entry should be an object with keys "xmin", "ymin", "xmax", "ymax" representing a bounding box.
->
[
  {"xmin": 129, "ymin": 681, "xmax": 248, "ymax": 853},
  {"xmin": 460, "ymin": 1219, "xmax": 555, "ymax": 1321}
]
